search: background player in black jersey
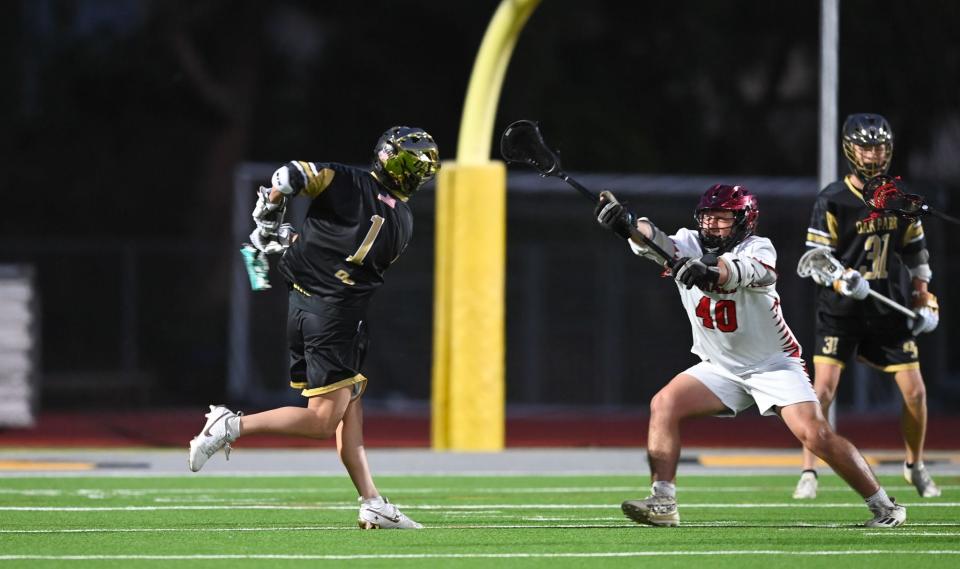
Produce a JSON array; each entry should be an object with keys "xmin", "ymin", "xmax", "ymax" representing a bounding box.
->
[
  {"xmin": 187, "ymin": 126, "xmax": 440, "ymax": 529},
  {"xmin": 794, "ymin": 113, "xmax": 941, "ymax": 500}
]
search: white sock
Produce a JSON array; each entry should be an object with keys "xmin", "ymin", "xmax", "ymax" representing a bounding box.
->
[
  {"xmin": 225, "ymin": 416, "xmax": 241, "ymax": 441},
  {"xmin": 865, "ymin": 488, "xmax": 893, "ymax": 510},
  {"xmin": 652, "ymin": 481, "xmax": 676, "ymax": 499}
]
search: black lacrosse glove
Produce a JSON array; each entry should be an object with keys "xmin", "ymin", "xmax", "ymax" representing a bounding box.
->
[
  {"xmin": 672, "ymin": 254, "xmax": 720, "ymax": 290},
  {"xmin": 594, "ymin": 191, "xmax": 637, "ymax": 240}
]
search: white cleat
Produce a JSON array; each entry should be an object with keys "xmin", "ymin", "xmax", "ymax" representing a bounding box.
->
[
  {"xmin": 792, "ymin": 471, "xmax": 818, "ymax": 499},
  {"xmin": 357, "ymin": 496, "xmax": 423, "ymax": 529},
  {"xmin": 188, "ymin": 405, "xmax": 240, "ymax": 472},
  {"xmin": 621, "ymin": 495, "xmax": 679, "ymax": 527},
  {"xmin": 864, "ymin": 498, "xmax": 907, "ymax": 528},
  {"xmin": 904, "ymin": 462, "xmax": 941, "ymax": 498}
]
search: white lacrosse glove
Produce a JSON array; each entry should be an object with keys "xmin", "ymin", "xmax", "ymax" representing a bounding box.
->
[
  {"xmin": 249, "ymin": 228, "xmax": 285, "ymax": 254},
  {"xmin": 909, "ymin": 292, "xmax": 939, "ymax": 335},
  {"xmin": 249, "ymin": 223, "xmax": 296, "ymax": 255},
  {"xmin": 832, "ymin": 269, "xmax": 870, "ymax": 300},
  {"xmin": 252, "ymin": 186, "xmax": 287, "ymax": 234},
  {"xmin": 276, "ymin": 223, "xmax": 297, "ymax": 248}
]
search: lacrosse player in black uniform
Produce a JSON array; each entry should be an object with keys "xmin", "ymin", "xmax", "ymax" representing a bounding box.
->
[
  {"xmin": 188, "ymin": 126, "xmax": 440, "ymax": 529},
  {"xmin": 794, "ymin": 113, "xmax": 941, "ymax": 499}
]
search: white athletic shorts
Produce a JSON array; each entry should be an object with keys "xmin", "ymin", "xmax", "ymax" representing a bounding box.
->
[{"xmin": 683, "ymin": 359, "xmax": 817, "ymax": 417}]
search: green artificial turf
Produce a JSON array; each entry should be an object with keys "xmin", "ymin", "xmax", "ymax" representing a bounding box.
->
[{"xmin": 0, "ymin": 474, "xmax": 957, "ymax": 568}]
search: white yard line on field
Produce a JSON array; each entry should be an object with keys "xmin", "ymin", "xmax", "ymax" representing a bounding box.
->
[
  {"xmin": 0, "ymin": 484, "xmax": 953, "ymax": 499},
  {"xmin": 862, "ymin": 532, "xmax": 960, "ymax": 537},
  {"xmin": 2, "ymin": 502, "xmax": 959, "ymax": 512},
  {"xmin": 1, "ymin": 551, "xmax": 960, "ymax": 561}
]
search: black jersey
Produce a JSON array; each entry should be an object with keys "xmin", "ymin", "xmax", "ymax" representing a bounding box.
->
[
  {"xmin": 277, "ymin": 162, "xmax": 413, "ymax": 316},
  {"xmin": 805, "ymin": 175, "xmax": 926, "ymax": 318}
]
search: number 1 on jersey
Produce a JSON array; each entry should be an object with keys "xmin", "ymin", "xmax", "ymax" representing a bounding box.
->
[
  {"xmin": 336, "ymin": 215, "xmax": 385, "ymax": 285},
  {"xmin": 345, "ymin": 215, "xmax": 385, "ymax": 265}
]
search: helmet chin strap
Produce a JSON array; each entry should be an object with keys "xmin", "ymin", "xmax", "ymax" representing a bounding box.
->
[{"xmin": 698, "ymin": 231, "xmax": 724, "ymax": 254}]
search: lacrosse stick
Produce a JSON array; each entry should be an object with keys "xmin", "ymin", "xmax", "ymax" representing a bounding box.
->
[
  {"xmin": 796, "ymin": 247, "xmax": 916, "ymax": 319},
  {"xmin": 500, "ymin": 120, "xmax": 674, "ymax": 267},
  {"xmin": 241, "ymin": 244, "xmax": 272, "ymax": 291},
  {"xmin": 863, "ymin": 175, "xmax": 960, "ymax": 225}
]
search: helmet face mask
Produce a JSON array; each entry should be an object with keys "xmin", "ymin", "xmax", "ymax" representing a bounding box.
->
[
  {"xmin": 372, "ymin": 126, "xmax": 439, "ymax": 200},
  {"xmin": 842, "ymin": 113, "xmax": 893, "ymax": 181},
  {"xmin": 694, "ymin": 184, "xmax": 759, "ymax": 253}
]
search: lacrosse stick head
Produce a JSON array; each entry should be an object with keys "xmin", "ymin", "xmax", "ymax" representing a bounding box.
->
[
  {"xmin": 500, "ymin": 120, "xmax": 563, "ymax": 177},
  {"xmin": 861, "ymin": 174, "xmax": 929, "ymax": 220},
  {"xmin": 796, "ymin": 247, "xmax": 845, "ymax": 284}
]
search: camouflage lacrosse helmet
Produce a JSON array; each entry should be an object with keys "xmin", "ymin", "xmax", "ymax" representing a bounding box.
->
[
  {"xmin": 371, "ymin": 126, "xmax": 440, "ymax": 200},
  {"xmin": 842, "ymin": 113, "xmax": 894, "ymax": 181}
]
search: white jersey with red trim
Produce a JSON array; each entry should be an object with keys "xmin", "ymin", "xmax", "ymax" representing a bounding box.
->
[{"xmin": 662, "ymin": 228, "xmax": 802, "ymax": 376}]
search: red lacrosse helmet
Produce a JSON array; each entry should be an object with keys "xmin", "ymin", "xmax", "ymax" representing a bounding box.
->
[{"xmin": 694, "ymin": 184, "xmax": 759, "ymax": 253}]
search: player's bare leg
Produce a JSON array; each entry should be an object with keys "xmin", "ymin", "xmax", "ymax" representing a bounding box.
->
[
  {"xmin": 780, "ymin": 401, "xmax": 879, "ymax": 496},
  {"xmin": 795, "ymin": 362, "xmax": 842, "ymax": 498},
  {"xmin": 337, "ymin": 396, "xmax": 378, "ymax": 499},
  {"xmin": 188, "ymin": 388, "xmax": 352, "ymax": 471},
  {"xmin": 893, "ymin": 368, "xmax": 940, "ymax": 497},
  {"xmin": 239, "ymin": 389, "xmax": 351, "ymax": 439},
  {"xmin": 646, "ymin": 373, "xmax": 729, "ymax": 482},
  {"xmin": 779, "ymin": 401, "xmax": 906, "ymax": 526},
  {"xmin": 337, "ymin": 394, "xmax": 422, "ymax": 529},
  {"xmin": 893, "ymin": 368, "xmax": 927, "ymax": 464},
  {"xmin": 622, "ymin": 373, "xmax": 728, "ymax": 527},
  {"xmin": 801, "ymin": 362, "xmax": 842, "ymax": 469}
]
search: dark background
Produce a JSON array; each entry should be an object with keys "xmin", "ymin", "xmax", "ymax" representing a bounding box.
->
[{"xmin": 2, "ymin": 0, "xmax": 958, "ymax": 412}]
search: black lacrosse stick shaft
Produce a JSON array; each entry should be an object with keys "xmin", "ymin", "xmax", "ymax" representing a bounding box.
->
[
  {"xmin": 501, "ymin": 120, "xmax": 675, "ymax": 266},
  {"xmin": 561, "ymin": 172, "xmax": 674, "ymax": 267},
  {"xmin": 559, "ymin": 172, "xmax": 597, "ymax": 202},
  {"xmin": 931, "ymin": 209, "xmax": 960, "ymax": 225}
]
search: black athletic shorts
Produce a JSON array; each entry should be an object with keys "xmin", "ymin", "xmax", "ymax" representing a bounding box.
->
[
  {"xmin": 814, "ymin": 311, "xmax": 919, "ymax": 372},
  {"xmin": 287, "ymin": 302, "xmax": 369, "ymax": 399}
]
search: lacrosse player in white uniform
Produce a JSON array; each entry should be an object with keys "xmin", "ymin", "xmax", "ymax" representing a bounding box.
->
[{"xmin": 594, "ymin": 184, "xmax": 906, "ymax": 528}]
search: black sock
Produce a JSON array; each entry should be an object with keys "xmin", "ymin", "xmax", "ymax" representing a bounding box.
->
[
  {"xmin": 802, "ymin": 469, "xmax": 818, "ymax": 478},
  {"xmin": 905, "ymin": 462, "xmax": 915, "ymax": 470}
]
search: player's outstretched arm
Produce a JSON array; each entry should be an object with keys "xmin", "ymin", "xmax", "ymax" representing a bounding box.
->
[{"xmin": 249, "ymin": 160, "xmax": 335, "ymax": 254}]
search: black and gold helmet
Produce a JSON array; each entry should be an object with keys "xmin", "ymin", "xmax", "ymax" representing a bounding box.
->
[
  {"xmin": 842, "ymin": 113, "xmax": 893, "ymax": 181},
  {"xmin": 371, "ymin": 126, "xmax": 440, "ymax": 200}
]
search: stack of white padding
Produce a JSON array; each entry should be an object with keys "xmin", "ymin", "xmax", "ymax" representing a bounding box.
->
[{"xmin": 0, "ymin": 265, "xmax": 37, "ymax": 428}]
